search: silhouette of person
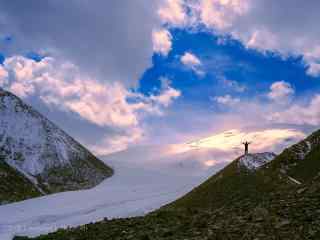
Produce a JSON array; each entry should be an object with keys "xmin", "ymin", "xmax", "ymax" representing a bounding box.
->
[{"xmin": 242, "ymin": 141, "xmax": 251, "ymax": 155}]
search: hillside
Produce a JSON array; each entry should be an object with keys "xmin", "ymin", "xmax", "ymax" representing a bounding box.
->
[
  {"xmin": 0, "ymin": 156, "xmax": 41, "ymax": 205},
  {"xmin": 14, "ymin": 130, "xmax": 320, "ymax": 239},
  {"xmin": 0, "ymin": 89, "xmax": 113, "ymax": 204}
]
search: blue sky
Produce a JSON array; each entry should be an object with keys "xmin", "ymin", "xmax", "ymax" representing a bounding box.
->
[
  {"xmin": 0, "ymin": 0, "xmax": 320, "ymax": 160},
  {"xmin": 141, "ymin": 28, "xmax": 320, "ymax": 105},
  {"xmin": 139, "ymin": 28, "xmax": 320, "ymax": 144}
]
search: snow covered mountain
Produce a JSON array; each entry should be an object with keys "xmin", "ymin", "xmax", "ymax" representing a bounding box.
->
[{"xmin": 0, "ymin": 88, "xmax": 113, "ymax": 204}]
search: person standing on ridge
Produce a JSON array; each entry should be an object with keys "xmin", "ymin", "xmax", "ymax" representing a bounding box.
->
[{"xmin": 242, "ymin": 141, "xmax": 251, "ymax": 155}]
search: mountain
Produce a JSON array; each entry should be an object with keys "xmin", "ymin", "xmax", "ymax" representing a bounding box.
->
[
  {"xmin": 0, "ymin": 89, "xmax": 113, "ymax": 204},
  {"xmin": 18, "ymin": 129, "xmax": 320, "ymax": 240}
]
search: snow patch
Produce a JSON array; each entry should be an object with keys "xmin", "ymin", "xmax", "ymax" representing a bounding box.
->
[{"xmin": 238, "ymin": 152, "xmax": 276, "ymax": 170}]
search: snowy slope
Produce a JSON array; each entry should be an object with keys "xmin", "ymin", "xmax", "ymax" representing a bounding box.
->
[
  {"xmin": 238, "ymin": 152, "xmax": 276, "ymax": 170},
  {"xmin": 0, "ymin": 88, "xmax": 113, "ymax": 200},
  {"xmin": 0, "ymin": 141, "xmax": 233, "ymax": 239},
  {"xmin": 0, "ymin": 158, "xmax": 205, "ymax": 240}
]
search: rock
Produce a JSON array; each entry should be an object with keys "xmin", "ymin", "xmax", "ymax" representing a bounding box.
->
[
  {"xmin": 297, "ymin": 187, "xmax": 307, "ymax": 194},
  {"xmin": 275, "ymin": 219, "xmax": 290, "ymax": 228}
]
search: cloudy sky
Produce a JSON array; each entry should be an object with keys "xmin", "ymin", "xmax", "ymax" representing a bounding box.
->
[{"xmin": 0, "ymin": 0, "xmax": 319, "ymax": 162}]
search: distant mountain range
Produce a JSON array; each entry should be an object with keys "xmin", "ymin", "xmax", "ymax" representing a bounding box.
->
[
  {"xmin": 19, "ymin": 128, "xmax": 320, "ymax": 239},
  {"xmin": 0, "ymin": 89, "xmax": 113, "ymax": 205}
]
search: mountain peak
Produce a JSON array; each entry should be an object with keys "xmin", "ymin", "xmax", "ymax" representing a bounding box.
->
[{"xmin": 0, "ymin": 89, "xmax": 113, "ymax": 204}]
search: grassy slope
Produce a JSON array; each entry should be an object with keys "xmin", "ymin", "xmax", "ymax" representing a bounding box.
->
[
  {"xmin": 15, "ymin": 130, "xmax": 320, "ymax": 240},
  {"xmin": 266, "ymin": 129, "xmax": 320, "ymax": 183},
  {"xmin": 167, "ymin": 159, "xmax": 286, "ymax": 212},
  {"xmin": 0, "ymin": 157, "xmax": 41, "ymax": 205}
]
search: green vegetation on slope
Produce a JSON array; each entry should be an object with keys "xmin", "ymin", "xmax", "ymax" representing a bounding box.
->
[
  {"xmin": 36, "ymin": 154, "xmax": 114, "ymax": 194},
  {"xmin": 167, "ymin": 159, "xmax": 287, "ymax": 212},
  {"xmin": 0, "ymin": 157, "xmax": 41, "ymax": 205},
  {"xmin": 266, "ymin": 129, "xmax": 320, "ymax": 183}
]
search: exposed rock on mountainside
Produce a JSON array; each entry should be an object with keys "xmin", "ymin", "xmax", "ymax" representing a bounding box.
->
[
  {"xmin": 238, "ymin": 152, "xmax": 276, "ymax": 170},
  {"xmin": 0, "ymin": 88, "xmax": 113, "ymax": 204}
]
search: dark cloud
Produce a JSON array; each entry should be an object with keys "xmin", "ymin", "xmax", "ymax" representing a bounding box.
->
[{"xmin": 0, "ymin": 0, "xmax": 161, "ymax": 85}]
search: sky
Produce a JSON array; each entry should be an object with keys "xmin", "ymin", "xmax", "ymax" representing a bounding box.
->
[{"xmin": 0, "ymin": 0, "xmax": 320, "ymax": 167}]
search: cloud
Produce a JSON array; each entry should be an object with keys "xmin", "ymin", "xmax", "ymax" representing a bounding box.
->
[
  {"xmin": 152, "ymin": 29, "xmax": 173, "ymax": 56},
  {"xmin": 267, "ymin": 81, "xmax": 294, "ymax": 102},
  {"xmin": 188, "ymin": 128, "xmax": 305, "ymax": 154},
  {"xmin": 180, "ymin": 52, "xmax": 204, "ymax": 75},
  {"xmin": 177, "ymin": 0, "xmax": 320, "ymax": 77},
  {"xmin": 90, "ymin": 127, "xmax": 144, "ymax": 155},
  {"xmin": 221, "ymin": 77, "xmax": 246, "ymax": 92},
  {"xmin": 0, "ymin": 65, "xmax": 8, "ymax": 85},
  {"xmin": 158, "ymin": 0, "xmax": 187, "ymax": 26},
  {"xmin": 1, "ymin": 56, "xmax": 181, "ymax": 128},
  {"xmin": 211, "ymin": 85, "xmax": 320, "ymax": 130},
  {"xmin": 150, "ymin": 86, "xmax": 181, "ymax": 108},
  {"xmin": 0, "ymin": 55, "xmax": 181, "ymax": 153},
  {"xmin": 214, "ymin": 94, "xmax": 240, "ymax": 107},
  {"xmin": 0, "ymin": 1, "xmax": 162, "ymax": 86},
  {"xmin": 181, "ymin": 52, "xmax": 201, "ymax": 66},
  {"xmin": 268, "ymin": 94, "xmax": 320, "ymax": 126},
  {"xmin": 199, "ymin": 0, "xmax": 250, "ymax": 31}
]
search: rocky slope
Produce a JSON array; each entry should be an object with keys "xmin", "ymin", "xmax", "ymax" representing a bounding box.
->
[
  {"xmin": 15, "ymin": 129, "xmax": 320, "ymax": 240},
  {"xmin": 0, "ymin": 89, "xmax": 113, "ymax": 204}
]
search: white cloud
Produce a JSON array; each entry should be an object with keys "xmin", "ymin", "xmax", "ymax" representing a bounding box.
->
[
  {"xmin": 0, "ymin": 56, "xmax": 181, "ymax": 153},
  {"xmin": 211, "ymin": 86, "xmax": 320, "ymax": 128},
  {"xmin": 245, "ymin": 28, "xmax": 278, "ymax": 51},
  {"xmin": 221, "ymin": 77, "xmax": 246, "ymax": 92},
  {"xmin": 90, "ymin": 127, "xmax": 144, "ymax": 155},
  {"xmin": 268, "ymin": 94, "xmax": 320, "ymax": 126},
  {"xmin": 214, "ymin": 94, "xmax": 240, "ymax": 107},
  {"xmin": 178, "ymin": 0, "xmax": 320, "ymax": 77},
  {"xmin": 199, "ymin": 0, "xmax": 250, "ymax": 31},
  {"xmin": 188, "ymin": 128, "xmax": 305, "ymax": 154},
  {"xmin": 158, "ymin": 0, "xmax": 187, "ymax": 26},
  {"xmin": 0, "ymin": 66, "xmax": 8, "ymax": 86},
  {"xmin": 307, "ymin": 61, "xmax": 320, "ymax": 77},
  {"xmin": 180, "ymin": 52, "xmax": 204, "ymax": 75},
  {"xmin": 1, "ymin": 56, "xmax": 181, "ymax": 128},
  {"xmin": 268, "ymin": 81, "xmax": 294, "ymax": 102},
  {"xmin": 150, "ymin": 86, "xmax": 181, "ymax": 108},
  {"xmin": 181, "ymin": 52, "xmax": 201, "ymax": 66},
  {"xmin": 152, "ymin": 29, "xmax": 172, "ymax": 56}
]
